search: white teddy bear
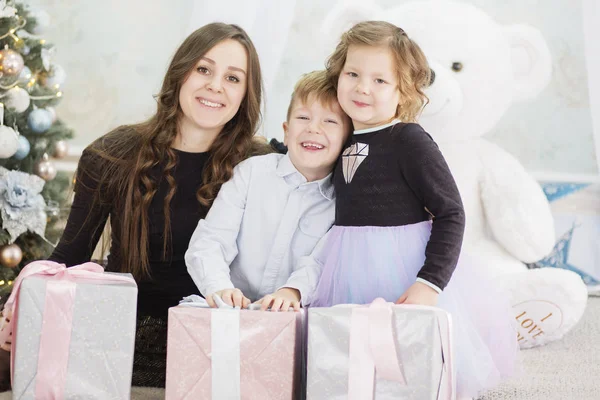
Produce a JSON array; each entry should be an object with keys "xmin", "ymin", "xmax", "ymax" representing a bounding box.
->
[{"xmin": 322, "ymin": 0, "xmax": 587, "ymax": 348}]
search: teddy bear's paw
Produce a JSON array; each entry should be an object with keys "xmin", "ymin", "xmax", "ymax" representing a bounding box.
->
[{"xmin": 499, "ymin": 268, "xmax": 588, "ymax": 349}]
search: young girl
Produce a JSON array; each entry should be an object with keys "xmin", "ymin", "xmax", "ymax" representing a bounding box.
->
[{"xmin": 310, "ymin": 21, "xmax": 518, "ymax": 398}]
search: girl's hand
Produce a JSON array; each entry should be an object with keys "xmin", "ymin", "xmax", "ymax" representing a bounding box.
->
[
  {"xmin": 255, "ymin": 288, "xmax": 301, "ymax": 312},
  {"xmin": 208, "ymin": 288, "xmax": 251, "ymax": 309},
  {"xmin": 395, "ymin": 281, "xmax": 439, "ymax": 306}
]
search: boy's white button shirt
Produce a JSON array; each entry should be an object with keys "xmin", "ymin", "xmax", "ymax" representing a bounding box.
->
[{"xmin": 185, "ymin": 153, "xmax": 335, "ymax": 305}]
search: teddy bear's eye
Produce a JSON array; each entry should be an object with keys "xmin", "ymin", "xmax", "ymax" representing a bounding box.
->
[
  {"xmin": 429, "ymin": 69, "xmax": 436, "ymax": 86},
  {"xmin": 451, "ymin": 62, "xmax": 463, "ymax": 72}
]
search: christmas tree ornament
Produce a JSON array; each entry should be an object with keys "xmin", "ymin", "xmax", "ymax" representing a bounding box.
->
[
  {"xmin": 13, "ymin": 135, "xmax": 30, "ymax": 160},
  {"xmin": 0, "ymin": 244, "xmax": 22, "ymax": 268},
  {"xmin": 0, "ymin": 167, "xmax": 48, "ymax": 243},
  {"xmin": 21, "ymin": 45, "xmax": 30, "ymax": 56},
  {"xmin": 45, "ymin": 106, "xmax": 57, "ymax": 122},
  {"xmin": 45, "ymin": 64, "xmax": 66, "ymax": 88},
  {"xmin": 34, "ymin": 138, "xmax": 48, "ymax": 150},
  {"xmin": 27, "ymin": 108, "xmax": 53, "ymax": 133},
  {"xmin": 18, "ymin": 65, "xmax": 32, "ymax": 83},
  {"xmin": 0, "ymin": 1, "xmax": 17, "ymax": 19},
  {"xmin": 34, "ymin": 153, "xmax": 57, "ymax": 181},
  {"xmin": 41, "ymin": 47, "xmax": 56, "ymax": 71},
  {"xmin": 0, "ymin": 125, "xmax": 18, "ymax": 158},
  {"xmin": 52, "ymin": 140, "xmax": 68, "ymax": 159},
  {"xmin": 6, "ymin": 87, "xmax": 30, "ymax": 113},
  {"xmin": 0, "ymin": 47, "xmax": 25, "ymax": 77}
]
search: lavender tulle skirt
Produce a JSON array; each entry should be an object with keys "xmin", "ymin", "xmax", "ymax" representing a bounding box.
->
[{"xmin": 310, "ymin": 221, "xmax": 519, "ymax": 397}]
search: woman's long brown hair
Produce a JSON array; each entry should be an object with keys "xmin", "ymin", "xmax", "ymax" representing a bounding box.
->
[{"xmin": 79, "ymin": 23, "xmax": 266, "ymax": 280}]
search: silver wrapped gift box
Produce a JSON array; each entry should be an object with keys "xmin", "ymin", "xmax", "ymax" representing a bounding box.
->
[
  {"xmin": 306, "ymin": 301, "xmax": 455, "ymax": 400},
  {"xmin": 12, "ymin": 270, "xmax": 137, "ymax": 399}
]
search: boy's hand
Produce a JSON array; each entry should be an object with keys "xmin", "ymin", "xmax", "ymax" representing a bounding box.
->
[
  {"xmin": 395, "ymin": 281, "xmax": 439, "ymax": 306},
  {"xmin": 255, "ymin": 288, "xmax": 301, "ymax": 312},
  {"xmin": 207, "ymin": 288, "xmax": 250, "ymax": 309}
]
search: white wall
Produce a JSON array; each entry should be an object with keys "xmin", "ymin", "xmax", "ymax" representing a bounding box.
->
[
  {"xmin": 29, "ymin": 0, "xmax": 600, "ymax": 182},
  {"xmin": 30, "ymin": 0, "xmax": 195, "ymax": 154},
  {"xmin": 582, "ymin": 0, "xmax": 600, "ymax": 180}
]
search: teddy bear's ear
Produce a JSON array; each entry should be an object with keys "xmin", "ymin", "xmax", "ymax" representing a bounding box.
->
[
  {"xmin": 321, "ymin": 0, "xmax": 382, "ymax": 54},
  {"xmin": 503, "ymin": 24, "xmax": 552, "ymax": 102}
]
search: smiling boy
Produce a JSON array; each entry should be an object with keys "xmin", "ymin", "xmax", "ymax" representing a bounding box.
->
[{"xmin": 185, "ymin": 70, "xmax": 351, "ymax": 311}]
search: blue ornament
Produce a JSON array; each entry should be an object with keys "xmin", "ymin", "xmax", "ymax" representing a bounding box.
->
[
  {"xmin": 13, "ymin": 136, "xmax": 30, "ymax": 160},
  {"xmin": 27, "ymin": 109, "xmax": 53, "ymax": 134}
]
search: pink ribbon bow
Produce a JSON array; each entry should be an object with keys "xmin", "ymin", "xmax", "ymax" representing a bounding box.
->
[
  {"xmin": 348, "ymin": 298, "xmax": 406, "ymax": 400},
  {"xmin": 347, "ymin": 298, "xmax": 456, "ymax": 400}
]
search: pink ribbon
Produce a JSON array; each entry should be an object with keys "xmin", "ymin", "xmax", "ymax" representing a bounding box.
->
[
  {"xmin": 348, "ymin": 298, "xmax": 406, "ymax": 400},
  {"xmin": 0, "ymin": 260, "xmax": 135, "ymax": 399}
]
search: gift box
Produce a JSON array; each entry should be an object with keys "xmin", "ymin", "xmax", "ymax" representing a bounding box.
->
[
  {"xmin": 306, "ymin": 299, "xmax": 454, "ymax": 400},
  {"xmin": 166, "ymin": 299, "xmax": 304, "ymax": 400},
  {"xmin": 0, "ymin": 261, "xmax": 137, "ymax": 399}
]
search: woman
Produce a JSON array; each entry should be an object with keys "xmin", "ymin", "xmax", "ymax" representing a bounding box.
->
[{"xmin": 0, "ymin": 22, "xmax": 269, "ymax": 389}]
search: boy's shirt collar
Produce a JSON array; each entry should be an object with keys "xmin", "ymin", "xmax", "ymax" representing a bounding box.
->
[{"xmin": 276, "ymin": 154, "xmax": 334, "ymax": 200}]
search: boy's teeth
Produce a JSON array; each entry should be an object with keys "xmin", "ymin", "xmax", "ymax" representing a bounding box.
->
[
  {"xmin": 302, "ymin": 143, "xmax": 324, "ymax": 149},
  {"xmin": 199, "ymin": 99, "xmax": 223, "ymax": 108}
]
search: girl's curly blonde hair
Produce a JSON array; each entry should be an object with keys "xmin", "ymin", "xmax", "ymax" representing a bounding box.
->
[{"xmin": 326, "ymin": 21, "xmax": 431, "ymax": 122}]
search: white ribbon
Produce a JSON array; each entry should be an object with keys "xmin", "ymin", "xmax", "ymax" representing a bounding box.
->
[
  {"xmin": 179, "ymin": 295, "xmax": 242, "ymax": 398},
  {"xmin": 211, "ymin": 309, "xmax": 241, "ymax": 399}
]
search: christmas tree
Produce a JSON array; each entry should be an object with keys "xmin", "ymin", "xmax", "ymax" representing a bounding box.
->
[{"xmin": 0, "ymin": 1, "xmax": 73, "ymax": 299}]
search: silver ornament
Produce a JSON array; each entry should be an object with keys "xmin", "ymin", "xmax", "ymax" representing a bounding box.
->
[
  {"xmin": 35, "ymin": 153, "xmax": 57, "ymax": 181},
  {"xmin": 52, "ymin": 140, "xmax": 69, "ymax": 159},
  {"xmin": 18, "ymin": 65, "xmax": 32, "ymax": 83},
  {"xmin": 46, "ymin": 64, "xmax": 66, "ymax": 88},
  {"xmin": 6, "ymin": 87, "xmax": 30, "ymax": 113},
  {"xmin": 0, "ymin": 244, "xmax": 22, "ymax": 268},
  {"xmin": 0, "ymin": 48, "xmax": 24, "ymax": 77},
  {"xmin": 41, "ymin": 47, "xmax": 56, "ymax": 71},
  {"xmin": 0, "ymin": 126, "xmax": 19, "ymax": 158}
]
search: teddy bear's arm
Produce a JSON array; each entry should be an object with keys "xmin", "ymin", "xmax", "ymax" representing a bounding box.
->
[{"xmin": 479, "ymin": 142, "xmax": 555, "ymax": 262}]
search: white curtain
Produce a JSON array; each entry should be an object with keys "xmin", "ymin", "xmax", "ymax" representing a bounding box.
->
[{"xmin": 583, "ymin": 0, "xmax": 600, "ymax": 176}]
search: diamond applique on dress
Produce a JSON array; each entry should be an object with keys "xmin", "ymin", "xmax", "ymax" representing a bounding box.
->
[{"xmin": 342, "ymin": 142, "xmax": 369, "ymax": 184}]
